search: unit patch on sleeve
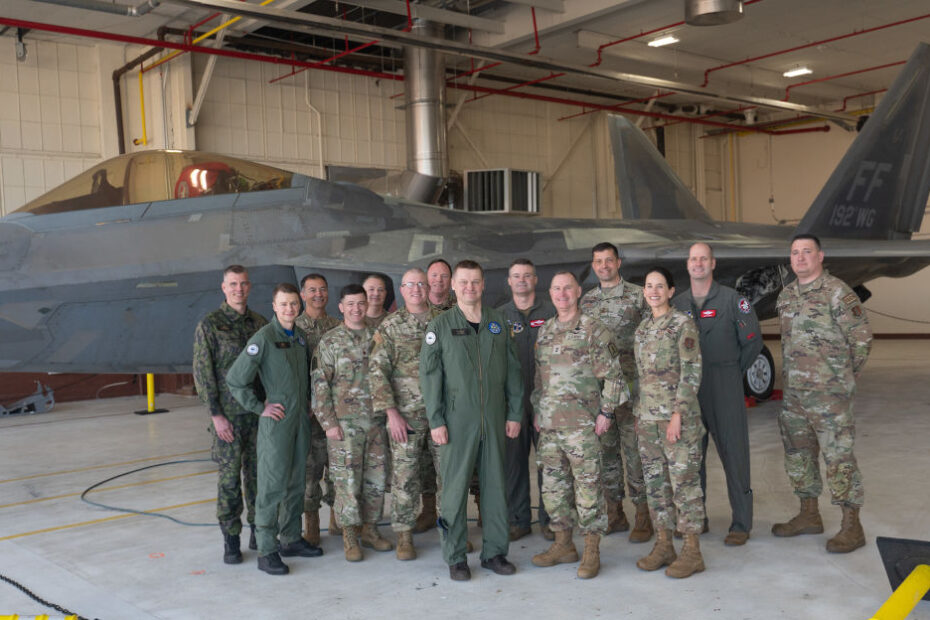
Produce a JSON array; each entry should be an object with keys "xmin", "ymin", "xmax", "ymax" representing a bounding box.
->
[
  {"xmin": 738, "ymin": 298, "xmax": 752, "ymax": 314},
  {"xmin": 684, "ymin": 337, "xmax": 696, "ymax": 350},
  {"xmin": 425, "ymin": 331, "xmax": 437, "ymax": 345},
  {"xmin": 842, "ymin": 293, "xmax": 859, "ymax": 308},
  {"xmin": 246, "ymin": 343, "xmax": 260, "ymax": 356}
]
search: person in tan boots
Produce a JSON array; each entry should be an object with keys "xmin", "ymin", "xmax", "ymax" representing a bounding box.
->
[
  {"xmin": 531, "ymin": 272, "xmax": 629, "ymax": 579},
  {"xmin": 312, "ymin": 284, "xmax": 393, "ymax": 562},
  {"xmin": 772, "ymin": 235, "xmax": 871, "ymax": 553},
  {"xmin": 633, "ymin": 267, "xmax": 706, "ymax": 579}
]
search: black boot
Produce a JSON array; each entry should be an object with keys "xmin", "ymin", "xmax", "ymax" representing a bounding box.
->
[
  {"xmin": 279, "ymin": 538, "xmax": 324, "ymax": 557},
  {"xmin": 249, "ymin": 525, "xmax": 257, "ymax": 550},
  {"xmin": 224, "ymin": 534, "xmax": 242, "ymax": 565},
  {"xmin": 257, "ymin": 552, "xmax": 289, "ymax": 575}
]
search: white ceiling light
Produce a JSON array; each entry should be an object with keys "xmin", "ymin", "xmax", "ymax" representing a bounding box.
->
[
  {"xmin": 783, "ymin": 67, "xmax": 813, "ymax": 78},
  {"xmin": 648, "ymin": 35, "xmax": 680, "ymax": 48}
]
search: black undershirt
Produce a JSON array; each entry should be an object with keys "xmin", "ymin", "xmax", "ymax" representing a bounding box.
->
[{"xmin": 467, "ymin": 321, "xmax": 480, "ymax": 333}]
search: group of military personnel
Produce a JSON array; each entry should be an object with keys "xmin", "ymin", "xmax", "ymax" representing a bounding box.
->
[{"xmin": 192, "ymin": 233, "xmax": 872, "ymax": 581}]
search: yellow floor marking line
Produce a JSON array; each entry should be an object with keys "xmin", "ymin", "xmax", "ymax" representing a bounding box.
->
[
  {"xmin": 0, "ymin": 498, "xmax": 216, "ymax": 541},
  {"xmin": 0, "ymin": 449, "xmax": 210, "ymax": 484},
  {"xmin": 0, "ymin": 469, "xmax": 217, "ymax": 509}
]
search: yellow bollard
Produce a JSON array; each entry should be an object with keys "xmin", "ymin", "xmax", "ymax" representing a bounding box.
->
[
  {"xmin": 134, "ymin": 373, "xmax": 169, "ymax": 415},
  {"xmin": 871, "ymin": 564, "xmax": 930, "ymax": 620}
]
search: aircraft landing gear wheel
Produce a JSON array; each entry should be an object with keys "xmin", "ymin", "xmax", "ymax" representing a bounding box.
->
[{"xmin": 743, "ymin": 345, "xmax": 775, "ymax": 401}]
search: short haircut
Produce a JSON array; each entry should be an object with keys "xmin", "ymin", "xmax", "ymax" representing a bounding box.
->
[
  {"xmin": 427, "ymin": 258, "xmax": 452, "ymax": 274},
  {"xmin": 591, "ymin": 242, "xmax": 619, "ymax": 258},
  {"xmin": 340, "ymin": 283, "xmax": 367, "ymax": 301},
  {"xmin": 363, "ymin": 273, "xmax": 389, "ymax": 287},
  {"xmin": 223, "ymin": 264, "xmax": 247, "ymax": 278},
  {"xmin": 272, "ymin": 282, "xmax": 300, "ymax": 298},
  {"xmin": 403, "ymin": 267, "xmax": 426, "ymax": 280},
  {"xmin": 790, "ymin": 233, "xmax": 821, "ymax": 250},
  {"xmin": 453, "ymin": 259, "xmax": 484, "ymax": 278},
  {"xmin": 300, "ymin": 273, "xmax": 328, "ymax": 288},
  {"xmin": 550, "ymin": 270, "xmax": 579, "ymax": 285},
  {"xmin": 690, "ymin": 242, "xmax": 714, "ymax": 259},
  {"xmin": 509, "ymin": 258, "xmax": 535, "ymax": 270},
  {"xmin": 644, "ymin": 266, "xmax": 675, "ymax": 289}
]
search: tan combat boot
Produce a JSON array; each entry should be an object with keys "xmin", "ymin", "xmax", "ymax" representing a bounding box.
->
[
  {"xmin": 606, "ymin": 500, "xmax": 630, "ymax": 534},
  {"xmin": 772, "ymin": 498, "xmax": 824, "ymax": 537},
  {"xmin": 826, "ymin": 505, "xmax": 865, "ymax": 553},
  {"xmin": 360, "ymin": 523, "xmax": 394, "ymax": 552},
  {"xmin": 413, "ymin": 493, "xmax": 437, "ymax": 533},
  {"xmin": 532, "ymin": 529, "xmax": 579, "ymax": 567},
  {"xmin": 395, "ymin": 530, "xmax": 417, "ymax": 561},
  {"xmin": 329, "ymin": 510, "xmax": 342, "ymax": 536},
  {"xmin": 302, "ymin": 511, "xmax": 320, "ymax": 547},
  {"xmin": 665, "ymin": 533, "xmax": 705, "ymax": 578},
  {"xmin": 577, "ymin": 533, "xmax": 601, "ymax": 579},
  {"xmin": 343, "ymin": 525, "xmax": 363, "ymax": 562},
  {"xmin": 628, "ymin": 502, "xmax": 654, "ymax": 543},
  {"xmin": 636, "ymin": 529, "xmax": 677, "ymax": 571}
]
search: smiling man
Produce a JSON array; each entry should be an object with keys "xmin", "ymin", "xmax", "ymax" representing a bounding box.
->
[
  {"xmin": 772, "ymin": 234, "xmax": 872, "ymax": 554},
  {"xmin": 227, "ymin": 283, "xmax": 323, "ymax": 575}
]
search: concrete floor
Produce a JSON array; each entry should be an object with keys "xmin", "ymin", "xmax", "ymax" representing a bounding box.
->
[{"xmin": 1, "ymin": 340, "xmax": 929, "ymax": 619}]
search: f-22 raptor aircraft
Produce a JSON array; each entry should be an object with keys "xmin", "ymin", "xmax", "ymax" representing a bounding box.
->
[{"xmin": 1, "ymin": 43, "xmax": 929, "ymax": 399}]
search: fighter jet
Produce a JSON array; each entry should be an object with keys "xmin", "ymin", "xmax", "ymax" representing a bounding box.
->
[{"xmin": 2, "ymin": 43, "xmax": 929, "ymax": 401}]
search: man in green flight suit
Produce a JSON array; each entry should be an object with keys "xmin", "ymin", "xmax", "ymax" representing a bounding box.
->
[
  {"xmin": 227, "ymin": 283, "xmax": 324, "ymax": 575},
  {"xmin": 420, "ymin": 260, "xmax": 524, "ymax": 582}
]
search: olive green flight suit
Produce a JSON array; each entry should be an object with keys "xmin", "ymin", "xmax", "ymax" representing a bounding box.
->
[
  {"xmin": 227, "ymin": 317, "xmax": 311, "ymax": 556},
  {"xmin": 420, "ymin": 306, "xmax": 523, "ymax": 565}
]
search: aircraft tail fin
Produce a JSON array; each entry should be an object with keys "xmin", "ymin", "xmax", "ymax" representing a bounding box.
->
[
  {"xmin": 608, "ymin": 114, "xmax": 714, "ymax": 222},
  {"xmin": 796, "ymin": 42, "xmax": 930, "ymax": 241}
]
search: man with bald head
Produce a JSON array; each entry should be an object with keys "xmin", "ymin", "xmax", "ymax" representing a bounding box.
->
[
  {"xmin": 369, "ymin": 268, "xmax": 444, "ymax": 561},
  {"xmin": 671, "ymin": 242, "xmax": 762, "ymax": 546}
]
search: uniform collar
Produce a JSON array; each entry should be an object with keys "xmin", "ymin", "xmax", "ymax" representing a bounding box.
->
[
  {"xmin": 554, "ymin": 312, "xmax": 582, "ymax": 332},
  {"xmin": 644, "ymin": 308, "xmax": 675, "ymax": 328},
  {"xmin": 600, "ymin": 279, "xmax": 626, "ymax": 297},
  {"xmin": 795, "ymin": 270, "xmax": 829, "ymax": 294},
  {"xmin": 271, "ymin": 316, "xmax": 299, "ymax": 340},
  {"xmin": 221, "ymin": 301, "xmax": 250, "ymax": 322}
]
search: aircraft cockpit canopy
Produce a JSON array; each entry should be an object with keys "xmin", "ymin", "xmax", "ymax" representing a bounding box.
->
[{"xmin": 15, "ymin": 150, "xmax": 306, "ymax": 216}]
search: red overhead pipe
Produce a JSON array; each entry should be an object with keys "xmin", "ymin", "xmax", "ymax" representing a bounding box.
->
[
  {"xmin": 449, "ymin": 7, "xmax": 539, "ymax": 82},
  {"xmin": 836, "ymin": 88, "xmax": 886, "ymax": 112},
  {"xmin": 0, "ymin": 16, "xmax": 793, "ymax": 135},
  {"xmin": 702, "ymin": 12, "xmax": 930, "ymax": 87},
  {"xmin": 784, "ymin": 60, "xmax": 904, "ymax": 101},
  {"xmin": 269, "ymin": 0, "xmax": 412, "ymax": 84}
]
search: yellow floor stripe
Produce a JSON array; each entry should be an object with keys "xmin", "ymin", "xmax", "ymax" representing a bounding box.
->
[
  {"xmin": 0, "ymin": 469, "xmax": 217, "ymax": 509},
  {"xmin": 0, "ymin": 498, "xmax": 217, "ymax": 541},
  {"xmin": 0, "ymin": 449, "xmax": 210, "ymax": 484}
]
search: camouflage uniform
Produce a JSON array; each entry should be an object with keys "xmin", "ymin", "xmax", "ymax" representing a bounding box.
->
[
  {"xmin": 192, "ymin": 301, "xmax": 267, "ymax": 536},
  {"xmin": 369, "ymin": 306, "xmax": 443, "ymax": 532},
  {"xmin": 634, "ymin": 308, "xmax": 705, "ymax": 534},
  {"xmin": 532, "ymin": 313, "xmax": 629, "ymax": 534},
  {"xmin": 312, "ymin": 324, "xmax": 387, "ymax": 527},
  {"xmin": 580, "ymin": 280, "xmax": 647, "ymax": 506},
  {"xmin": 295, "ymin": 312, "xmax": 340, "ymax": 513},
  {"xmin": 776, "ymin": 271, "xmax": 872, "ymax": 507},
  {"xmin": 365, "ymin": 313, "xmax": 388, "ymax": 329}
]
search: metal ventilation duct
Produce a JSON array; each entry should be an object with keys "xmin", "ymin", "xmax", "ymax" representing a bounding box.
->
[
  {"xmin": 404, "ymin": 19, "xmax": 448, "ymax": 180},
  {"xmin": 685, "ymin": 0, "xmax": 743, "ymax": 26}
]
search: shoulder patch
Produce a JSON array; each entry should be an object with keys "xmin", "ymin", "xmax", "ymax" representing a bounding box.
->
[
  {"xmin": 684, "ymin": 337, "xmax": 696, "ymax": 350},
  {"xmin": 607, "ymin": 342, "xmax": 620, "ymax": 358},
  {"xmin": 488, "ymin": 321, "xmax": 502, "ymax": 335},
  {"xmin": 738, "ymin": 298, "xmax": 751, "ymax": 314},
  {"xmin": 851, "ymin": 306, "xmax": 863, "ymax": 317},
  {"xmin": 842, "ymin": 292, "xmax": 859, "ymax": 307},
  {"xmin": 425, "ymin": 331, "xmax": 437, "ymax": 345},
  {"xmin": 246, "ymin": 343, "xmax": 260, "ymax": 356}
]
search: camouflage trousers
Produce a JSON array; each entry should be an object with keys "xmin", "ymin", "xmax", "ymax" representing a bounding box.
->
[
  {"xmin": 778, "ymin": 389, "xmax": 864, "ymax": 507},
  {"xmin": 389, "ymin": 414, "xmax": 441, "ymax": 532},
  {"xmin": 537, "ymin": 425, "xmax": 607, "ymax": 535},
  {"xmin": 210, "ymin": 414, "xmax": 258, "ymax": 536},
  {"xmin": 327, "ymin": 416, "xmax": 388, "ymax": 527},
  {"xmin": 599, "ymin": 401, "xmax": 646, "ymax": 504},
  {"xmin": 418, "ymin": 433, "xmax": 440, "ymax": 495},
  {"xmin": 304, "ymin": 416, "xmax": 335, "ymax": 512},
  {"xmin": 636, "ymin": 417, "xmax": 706, "ymax": 533}
]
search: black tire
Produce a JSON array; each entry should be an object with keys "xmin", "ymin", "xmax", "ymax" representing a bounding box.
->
[{"xmin": 743, "ymin": 345, "xmax": 775, "ymax": 401}]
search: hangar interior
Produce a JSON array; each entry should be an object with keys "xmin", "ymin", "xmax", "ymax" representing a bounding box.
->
[{"xmin": 1, "ymin": 0, "xmax": 930, "ymax": 617}]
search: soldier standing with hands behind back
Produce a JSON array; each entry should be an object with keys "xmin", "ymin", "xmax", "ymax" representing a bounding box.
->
[{"xmin": 193, "ymin": 265, "xmax": 267, "ymax": 564}]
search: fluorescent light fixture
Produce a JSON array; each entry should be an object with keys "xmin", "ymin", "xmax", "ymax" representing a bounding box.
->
[
  {"xmin": 648, "ymin": 35, "xmax": 679, "ymax": 48},
  {"xmin": 783, "ymin": 67, "xmax": 813, "ymax": 78}
]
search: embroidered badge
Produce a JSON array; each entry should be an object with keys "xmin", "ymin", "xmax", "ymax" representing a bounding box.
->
[
  {"xmin": 425, "ymin": 331, "xmax": 437, "ymax": 345},
  {"xmin": 701, "ymin": 309, "xmax": 717, "ymax": 318},
  {"xmin": 246, "ymin": 343, "xmax": 259, "ymax": 356},
  {"xmin": 738, "ymin": 298, "xmax": 752, "ymax": 314},
  {"xmin": 684, "ymin": 337, "xmax": 696, "ymax": 350},
  {"xmin": 842, "ymin": 293, "xmax": 859, "ymax": 307},
  {"xmin": 511, "ymin": 322, "xmax": 524, "ymax": 334},
  {"xmin": 851, "ymin": 306, "xmax": 862, "ymax": 317},
  {"xmin": 451, "ymin": 328, "xmax": 469, "ymax": 336},
  {"xmin": 488, "ymin": 321, "xmax": 502, "ymax": 335},
  {"xmin": 529, "ymin": 319, "xmax": 545, "ymax": 328},
  {"xmin": 608, "ymin": 343, "xmax": 619, "ymax": 358}
]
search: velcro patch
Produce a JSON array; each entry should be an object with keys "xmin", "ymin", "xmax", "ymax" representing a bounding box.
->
[
  {"xmin": 451, "ymin": 328, "xmax": 468, "ymax": 336},
  {"xmin": 843, "ymin": 292, "xmax": 859, "ymax": 307},
  {"xmin": 852, "ymin": 306, "xmax": 862, "ymax": 317},
  {"xmin": 246, "ymin": 343, "xmax": 259, "ymax": 356},
  {"xmin": 700, "ymin": 309, "xmax": 717, "ymax": 318},
  {"xmin": 684, "ymin": 337, "xmax": 696, "ymax": 350},
  {"xmin": 274, "ymin": 342, "xmax": 291, "ymax": 349},
  {"xmin": 529, "ymin": 319, "xmax": 545, "ymax": 328},
  {"xmin": 425, "ymin": 331, "xmax": 437, "ymax": 345},
  {"xmin": 738, "ymin": 298, "xmax": 752, "ymax": 314},
  {"xmin": 608, "ymin": 343, "xmax": 619, "ymax": 358}
]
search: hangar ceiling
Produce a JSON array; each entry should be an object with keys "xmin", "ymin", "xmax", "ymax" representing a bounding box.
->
[{"xmin": 1, "ymin": 0, "xmax": 929, "ymax": 129}]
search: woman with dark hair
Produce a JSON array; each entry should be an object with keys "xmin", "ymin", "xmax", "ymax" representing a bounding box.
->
[{"xmin": 633, "ymin": 266, "xmax": 706, "ymax": 579}]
